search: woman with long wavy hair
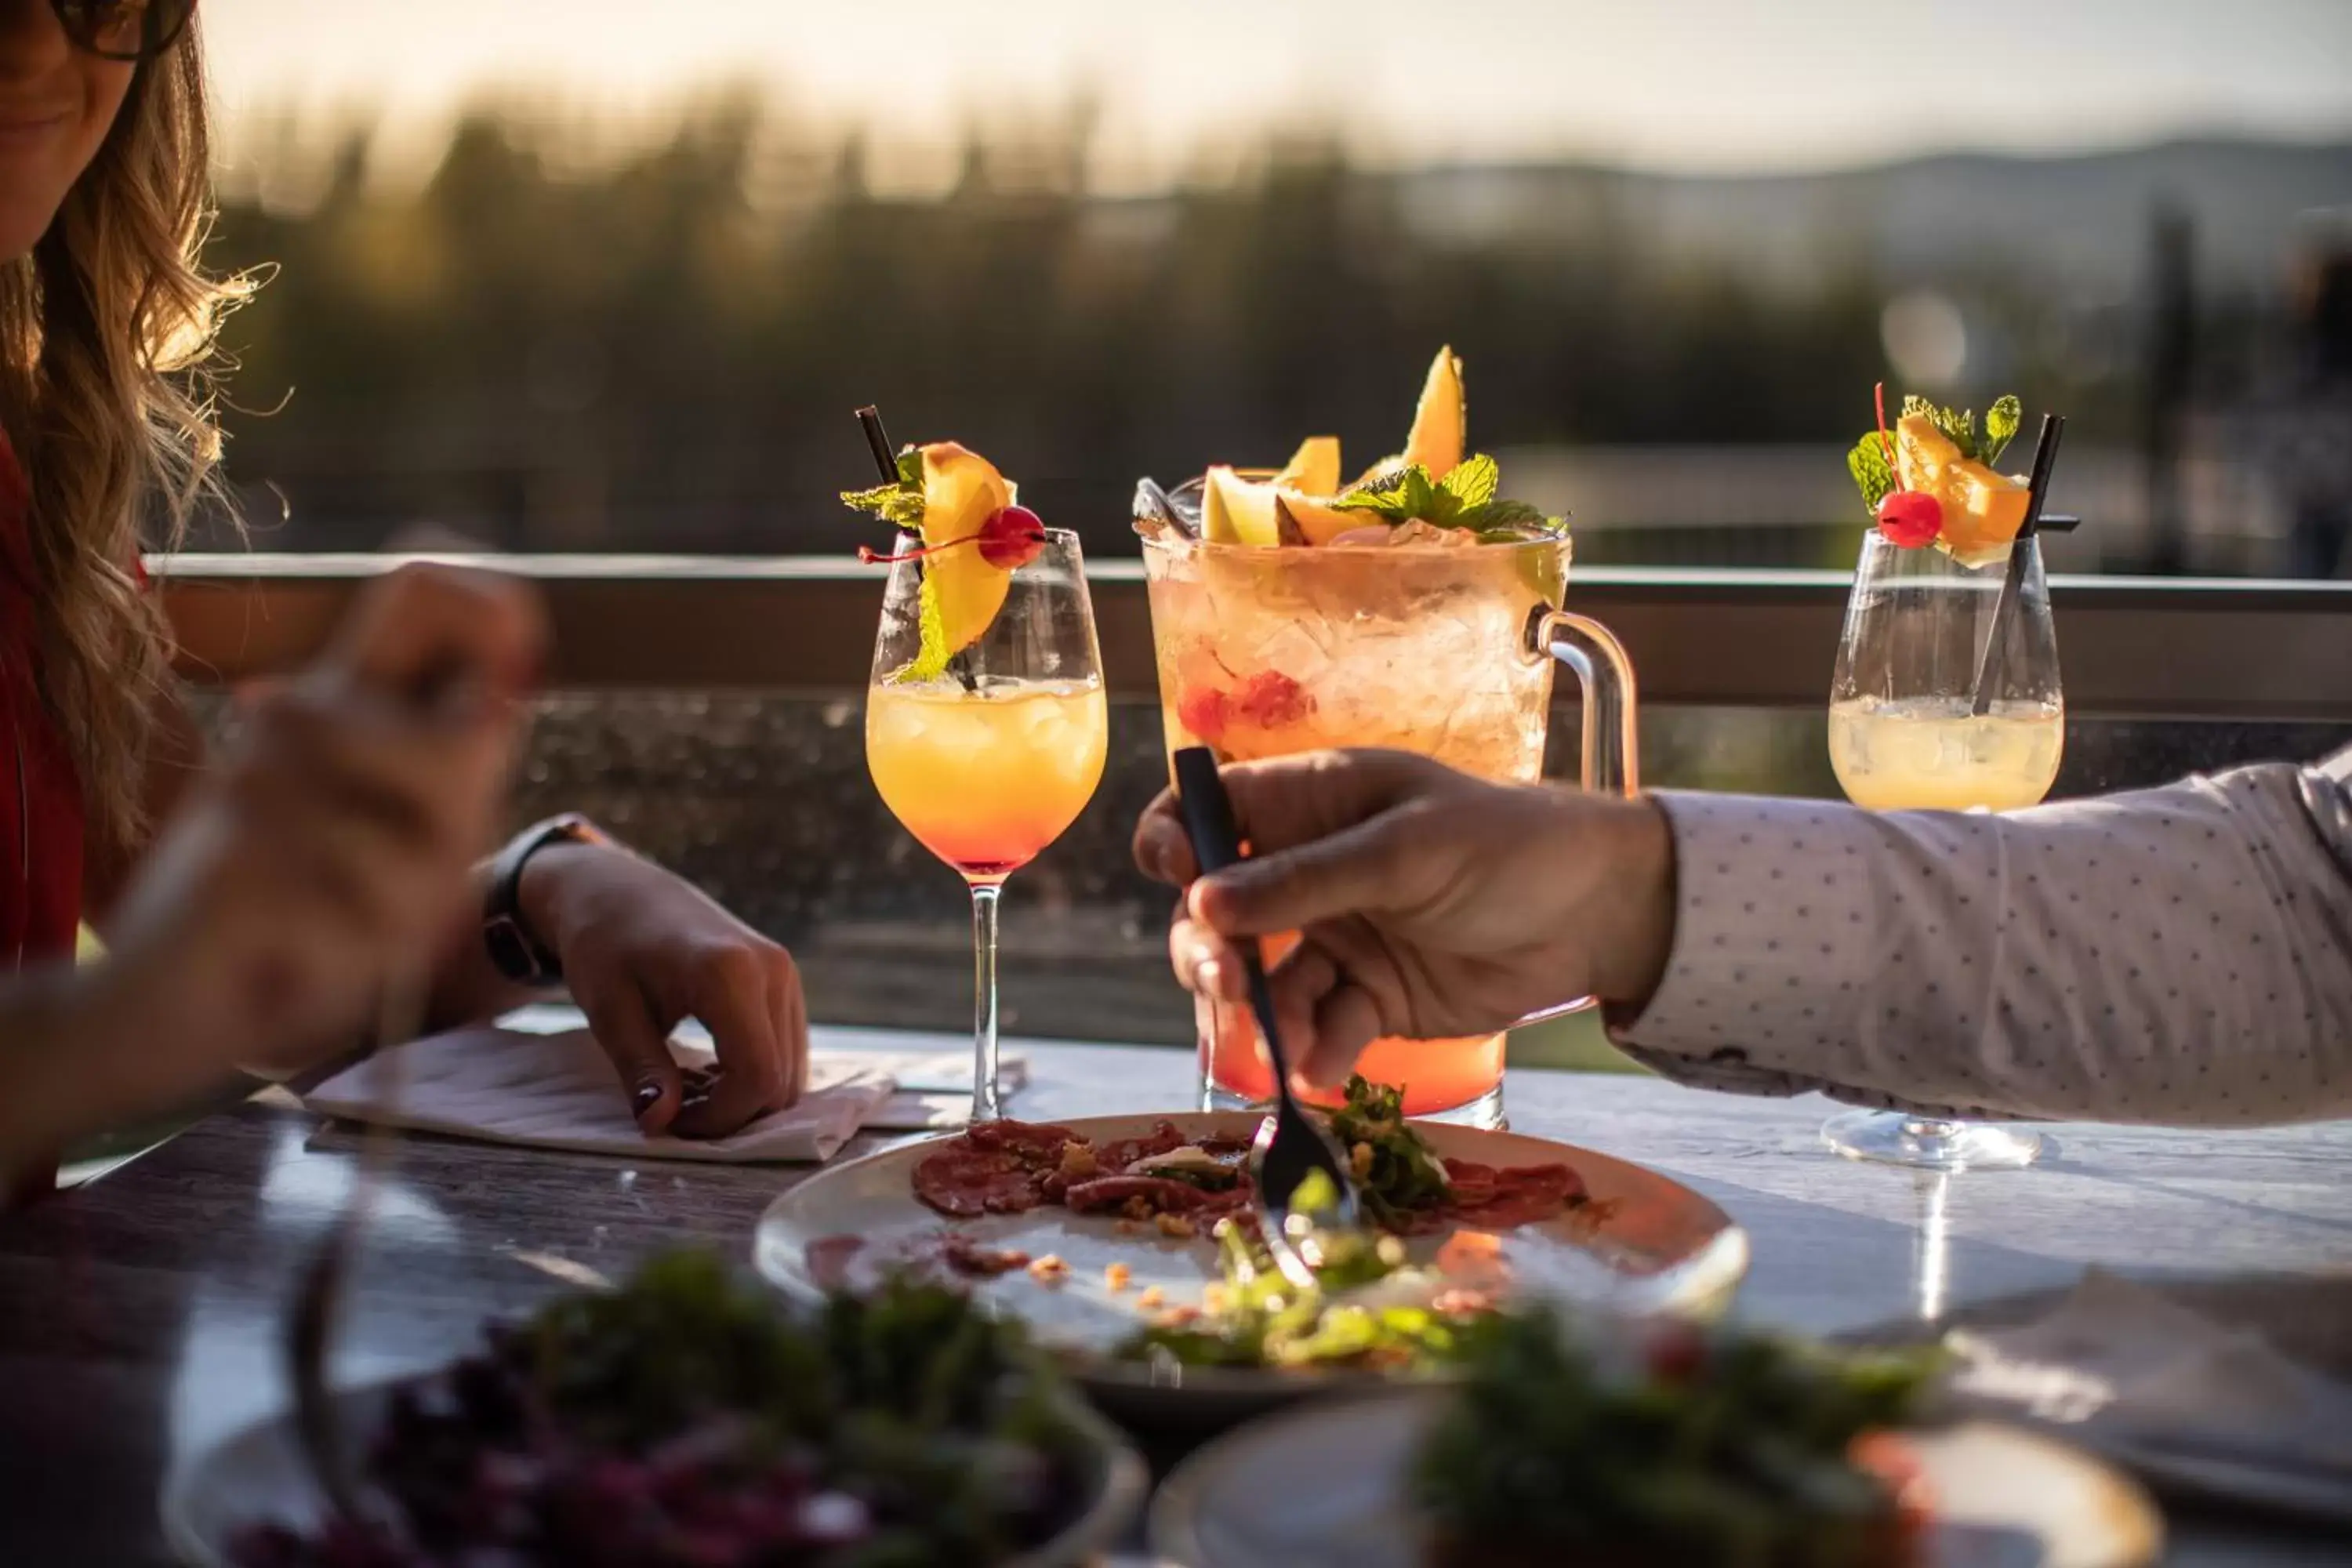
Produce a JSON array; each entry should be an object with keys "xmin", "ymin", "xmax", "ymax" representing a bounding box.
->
[{"xmin": 1, "ymin": 2, "xmax": 810, "ymax": 1190}]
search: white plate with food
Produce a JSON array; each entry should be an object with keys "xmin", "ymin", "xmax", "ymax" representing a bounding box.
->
[
  {"xmin": 165, "ymin": 1255, "xmax": 1147, "ymax": 1568},
  {"xmin": 753, "ymin": 1081, "xmax": 1749, "ymax": 1414},
  {"xmin": 1150, "ymin": 1334, "xmax": 2163, "ymax": 1568}
]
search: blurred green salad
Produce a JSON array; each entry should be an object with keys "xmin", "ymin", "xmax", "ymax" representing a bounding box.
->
[
  {"xmin": 233, "ymin": 1252, "xmax": 1101, "ymax": 1567},
  {"xmin": 1415, "ymin": 1308, "xmax": 1942, "ymax": 1568}
]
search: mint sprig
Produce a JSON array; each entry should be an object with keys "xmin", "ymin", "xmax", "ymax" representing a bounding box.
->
[
  {"xmin": 1982, "ymin": 395, "xmax": 2023, "ymax": 465},
  {"xmin": 841, "ymin": 447, "xmax": 927, "ymax": 528},
  {"xmin": 1441, "ymin": 452, "xmax": 1500, "ymax": 510},
  {"xmin": 1335, "ymin": 453, "xmax": 1564, "ymax": 536},
  {"xmin": 888, "ymin": 576, "xmax": 955, "ymax": 686},
  {"xmin": 1848, "ymin": 435, "xmax": 1896, "ymax": 514}
]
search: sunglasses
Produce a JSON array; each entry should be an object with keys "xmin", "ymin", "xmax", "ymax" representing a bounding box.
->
[{"xmin": 51, "ymin": 0, "xmax": 194, "ymax": 62}]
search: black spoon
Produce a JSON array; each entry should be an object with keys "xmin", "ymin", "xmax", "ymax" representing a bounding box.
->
[{"xmin": 1171, "ymin": 748, "xmax": 1362, "ymax": 1281}]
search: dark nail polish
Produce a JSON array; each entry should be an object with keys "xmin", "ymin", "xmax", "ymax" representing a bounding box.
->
[{"xmin": 633, "ymin": 1083, "xmax": 662, "ymax": 1113}]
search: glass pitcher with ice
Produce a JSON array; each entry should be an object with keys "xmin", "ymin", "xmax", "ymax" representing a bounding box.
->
[{"xmin": 1134, "ymin": 348, "xmax": 1637, "ymax": 1128}]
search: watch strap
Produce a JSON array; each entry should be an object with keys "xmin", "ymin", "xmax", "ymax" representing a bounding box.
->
[{"xmin": 483, "ymin": 814, "xmax": 607, "ymax": 985}]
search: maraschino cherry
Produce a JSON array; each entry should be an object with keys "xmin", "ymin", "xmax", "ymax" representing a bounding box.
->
[
  {"xmin": 858, "ymin": 504, "xmax": 1047, "ymax": 570},
  {"xmin": 1869, "ymin": 379, "xmax": 1942, "ymax": 547},
  {"xmin": 975, "ymin": 505, "xmax": 1047, "ymax": 569},
  {"xmin": 1875, "ymin": 488, "xmax": 1942, "ymax": 547}
]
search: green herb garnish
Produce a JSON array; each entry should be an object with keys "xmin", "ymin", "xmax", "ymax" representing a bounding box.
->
[
  {"xmin": 892, "ymin": 575, "xmax": 955, "ymax": 686},
  {"xmin": 841, "ymin": 446, "xmax": 927, "ymax": 528},
  {"xmin": 1847, "ymin": 433, "xmax": 1897, "ymax": 514},
  {"xmin": 1119, "ymin": 1213, "xmax": 1489, "ymax": 1373},
  {"xmin": 1327, "ymin": 1075, "xmax": 1455, "ymax": 1231},
  {"xmin": 1335, "ymin": 454, "xmax": 1565, "ymax": 538},
  {"xmin": 1982, "ymin": 394, "xmax": 2023, "ymax": 463}
]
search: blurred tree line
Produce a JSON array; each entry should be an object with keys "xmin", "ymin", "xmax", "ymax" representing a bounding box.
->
[{"xmin": 196, "ymin": 99, "xmax": 2165, "ymax": 558}]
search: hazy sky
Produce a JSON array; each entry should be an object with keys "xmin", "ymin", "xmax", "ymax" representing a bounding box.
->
[{"xmin": 205, "ymin": 0, "xmax": 2352, "ymax": 181}]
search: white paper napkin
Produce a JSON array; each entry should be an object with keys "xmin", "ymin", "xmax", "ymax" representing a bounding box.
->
[
  {"xmin": 303, "ymin": 1027, "xmax": 895, "ymax": 1163},
  {"xmin": 493, "ymin": 1005, "xmax": 1029, "ymax": 1131},
  {"xmin": 1943, "ymin": 1270, "xmax": 2352, "ymax": 1502}
]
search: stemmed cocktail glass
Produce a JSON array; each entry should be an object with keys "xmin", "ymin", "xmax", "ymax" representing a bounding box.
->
[{"xmin": 866, "ymin": 530, "xmax": 1107, "ymax": 1123}]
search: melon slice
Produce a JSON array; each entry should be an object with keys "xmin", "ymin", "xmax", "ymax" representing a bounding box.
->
[
  {"xmin": 1272, "ymin": 436, "xmax": 1342, "ymax": 497},
  {"xmin": 1354, "ymin": 344, "xmax": 1468, "ymax": 488},
  {"xmin": 1276, "ymin": 488, "xmax": 1365, "ymax": 547},
  {"xmin": 1402, "ymin": 345, "xmax": 1466, "ymax": 480}
]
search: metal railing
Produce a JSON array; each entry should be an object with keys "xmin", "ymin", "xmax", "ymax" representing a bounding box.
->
[{"xmin": 156, "ymin": 554, "xmax": 2352, "ymax": 721}]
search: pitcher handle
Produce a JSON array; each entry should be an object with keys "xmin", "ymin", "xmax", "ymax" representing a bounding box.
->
[{"xmin": 1529, "ymin": 607, "xmax": 1640, "ymax": 797}]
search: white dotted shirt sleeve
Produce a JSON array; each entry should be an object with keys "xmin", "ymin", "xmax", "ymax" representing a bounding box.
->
[{"xmin": 1606, "ymin": 757, "xmax": 2352, "ymax": 1126}]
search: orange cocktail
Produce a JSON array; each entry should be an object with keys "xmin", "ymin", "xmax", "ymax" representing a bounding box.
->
[
  {"xmin": 1135, "ymin": 347, "xmax": 1637, "ymax": 1128},
  {"xmin": 1141, "ymin": 534, "xmax": 1555, "ymax": 1125},
  {"xmin": 1200, "ymin": 934, "xmax": 1510, "ymax": 1116},
  {"xmin": 866, "ymin": 680, "xmax": 1109, "ymax": 880},
  {"xmin": 854, "ymin": 430, "xmax": 1105, "ymax": 1123}
]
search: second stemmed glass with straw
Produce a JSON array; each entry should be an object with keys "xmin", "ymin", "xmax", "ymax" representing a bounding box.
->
[{"xmin": 863, "ymin": 501, "xmax": 1108, "ymax": 1124}]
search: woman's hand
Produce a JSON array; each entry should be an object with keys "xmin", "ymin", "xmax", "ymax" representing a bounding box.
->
[
  {"xmin": 96, "ymin": 564, "xmax": 543, "ymax": 1098},
  {"xmin": 1132, "ymin": 749, "xmax": 1679, "ymax": 1089},
  {"xmin": 520, "ymin": 846, "xmax": 808, "ymax": 1138}
]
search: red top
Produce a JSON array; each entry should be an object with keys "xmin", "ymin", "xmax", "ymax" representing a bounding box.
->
[{"xmin": 0, "ymin": 432, "xmax": 85, "ymax": 971}]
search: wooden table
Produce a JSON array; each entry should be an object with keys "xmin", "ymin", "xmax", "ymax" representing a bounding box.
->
[{"xmin": 4, "ymin": 1034, "xmax": 2348, "ymax": 1565}]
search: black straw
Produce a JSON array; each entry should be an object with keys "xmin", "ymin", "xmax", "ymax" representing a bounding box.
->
[
  {"xmin": 1969, "ymin": 413, "xmax": 2066, "ymax": 717},
  {"xmin": 856, "ymin": 405, "xmax": 899, "ymax": 485}
]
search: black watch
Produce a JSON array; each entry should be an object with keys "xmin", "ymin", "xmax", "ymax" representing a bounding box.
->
[{"xmin": 483, "ymin": 814, "xmax": 610, "ymax": 985}]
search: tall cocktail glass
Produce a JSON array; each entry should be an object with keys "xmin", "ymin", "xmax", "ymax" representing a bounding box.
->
[{"xmin": 1138, "ymin": 475, "xmax": 1637, "ymax": 1129}]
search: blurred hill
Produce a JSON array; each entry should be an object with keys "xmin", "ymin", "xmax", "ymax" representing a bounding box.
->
[
  {"xmin": 1401, "ymin": 139, "xmax": 2351, "ymax": 295},
  {"xmin": 196, "ymin": 107, "xmax": 2351, "ymax": 572}
]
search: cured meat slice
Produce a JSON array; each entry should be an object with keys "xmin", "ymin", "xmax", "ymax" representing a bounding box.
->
[
  {"xmin": 906, "ymin": 1116, "xmax": 1581, "ymax": 1238},
  {"xmin": 1439, "ymin": 1159, "xmax": 1584, "ymax": 1229},
  {"xmin": 963, "ymin": 1119, "xmax": 1081, "ymax": 1156},
  {"xmin": 1062, "ymin": 1174, "xmax": 1220, "ymax": 1215},
  {"xmin": 912, "ymin": 1119, "xmax": 1083, "ymax": 1218},
  {"xmin": 938, "ymin": 1232, "xmax": 1032, "ymax": 1278},
  {"xmin": 1065, "ymin": 1173, "xmax": 1256, "ymax": 1221},
  {"xmin": 1096, "ymin": 1120, "xmax": 1189, "ymax": 1173}
]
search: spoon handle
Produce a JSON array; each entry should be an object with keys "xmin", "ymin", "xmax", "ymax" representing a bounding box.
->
[
  {"xmin": 1171, "ymin": 750, "xmax": 1298, "ymax": 1089},
  {"xmin": 1172, "ymin": 746, "xmax": 1244, "ymax": 877}
]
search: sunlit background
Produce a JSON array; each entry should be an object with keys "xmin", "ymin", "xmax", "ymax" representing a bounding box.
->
[{"xmin": 194, "ymin": 0, "xmax": 2352, "ymax": 575}]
